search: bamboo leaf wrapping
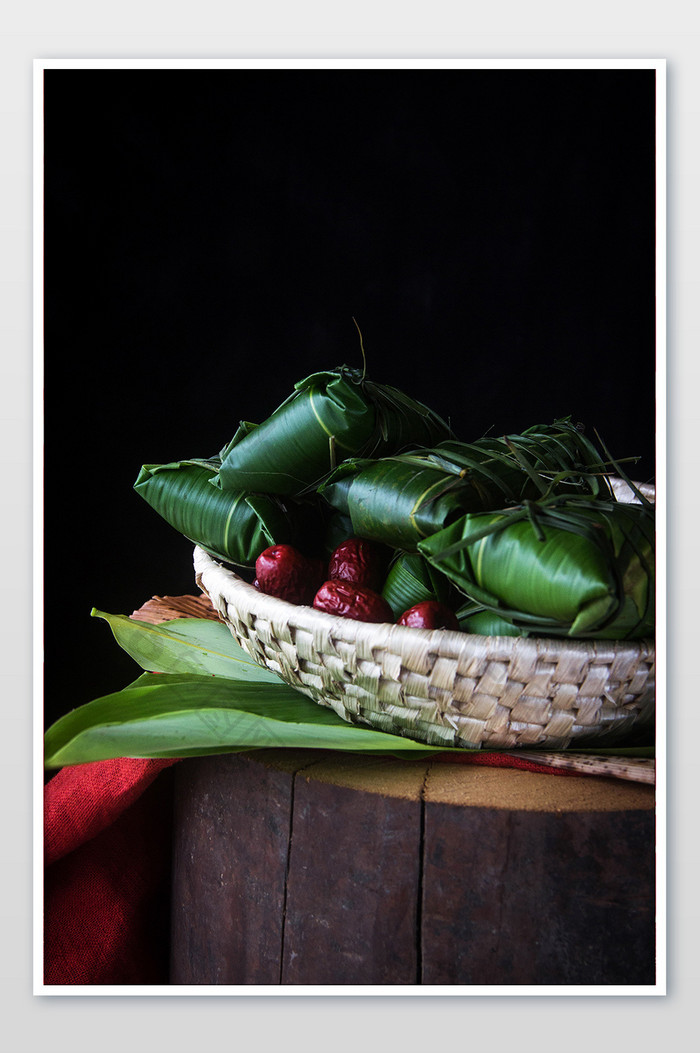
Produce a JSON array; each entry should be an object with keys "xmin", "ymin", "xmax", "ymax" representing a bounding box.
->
[
  {"xmin": 319, "ymin": 455, "xmax": 473, "ymax": 550},
  {"xmin": 134, "ymin": 459, "xmax": 322, "ymax": 567},
  {"xmin": 216, "ymin": 365, "xmax": 454, "ymax": 495},
  {"xmin": 418, "ymin": 497, "xmax": 655, "ymax": 639},
  {"xmin": 323, "ymin": 510, "xmax": 356, "ymax": 557},
  {"xmin": 319, "ymin": 420, "xmax": 612, "ymax": 552},
  {"xmin": 458, "ymin": 608, "xmax": 526, "ymax": 636},
  {"xmin": 432, "ymin": 418, "xmax": 613, "ymax": 498},
  {"xmin": 381, "ymin": 552, "xmax": 453, "ymax": 617}
]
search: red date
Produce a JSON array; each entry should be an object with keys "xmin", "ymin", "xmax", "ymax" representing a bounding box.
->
[
  {"xmin": 255, "ymin": 544, "xmax": 324, "ymax": 605},
  {"xmin": 327, "ymin": 537, "xmax": 386, "ymax": 592},
  {"xmin": 397, "ymin": 601, "xmax": 460, "ymax": 630},
  {"xmin": 313, "ymin": 579, "xmax": 394, "ymax": 623}
]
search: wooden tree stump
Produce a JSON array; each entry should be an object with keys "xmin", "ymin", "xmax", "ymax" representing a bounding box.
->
[{"xmin": 170, "ymin": 749, "xmax": 655, "ymax": 987}]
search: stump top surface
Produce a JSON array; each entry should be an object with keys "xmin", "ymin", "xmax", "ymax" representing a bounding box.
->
[{"xmin": 238, "ymin": 749, "xmax": 654, "ymax": 812}]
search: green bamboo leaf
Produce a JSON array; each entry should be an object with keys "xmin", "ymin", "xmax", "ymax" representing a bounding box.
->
[
  {"xmin": 458, "ymin": 607, "xmax": 526, "ymax": 636},
  {"xmin": 319, "ymin": 420, "xmax": 614, "ymax": 551},
  {"xmin": 216, "ymin": 365, "xmax": 454, "ymax": 495},
  {"xmin": 381, "ymin": 552, "xmax": 452, "ymax": 617},
  {"xmin": 418, "ymin": 496, "xmax": 655, "ymax": 639},
  {"xmin": 91, "ymin": 609, "xmax": 282, "ymax": 682},
  {"xmin": 429, "ymin": 418, "xmax": 613, "ymax": 500},
  {"xmin": 320, "ymin": 455, "xmax": 477, "ymax": 550},
  {"xmin": 44, "ymin": 672, "xmax": 451, "ymax": 768},
  {"xmin": 323, "ymin": 510, "xmax": 356, "ymax": 556},
  {"xmin": 134, "ymin": 459, "xmax": 324, "ymax": 567}
]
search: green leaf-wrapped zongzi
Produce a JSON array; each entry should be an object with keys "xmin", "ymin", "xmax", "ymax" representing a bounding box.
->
[
  {"xmin": 418, "ymin": 494, "xmax": 655, "ymax": 639},
  {"xmin": 216, "ymin": 365, "xmax": 455, "ymax": 495},
  {"xmin": 134, "ymin": 459, "xmax": 322, "ymax": 567},
  {"xmin": 319, "ymin": 419, "xmax": 612, "ymax": 552},
  {"xmin": 457, "ymin": 608, "xmax": 526, "ymax": 637},
  {"xmin": 319, "ymin": 453, "xmax": 473, "ymax": 550},
  {"xmin": 380, "ymin": 552, "xmax": 454, "ymax": 618}
]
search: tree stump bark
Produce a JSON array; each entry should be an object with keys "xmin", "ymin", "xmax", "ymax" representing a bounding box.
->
[{"xmin": 170, "ymin": 750, "xmax": 655, "ymax": 987}]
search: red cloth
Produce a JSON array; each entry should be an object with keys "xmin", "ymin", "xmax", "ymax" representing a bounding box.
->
[
  {"xmin": 433, "ymin": 751, "xmax": 584, "ymax": 774},
  {"xmin": 44, "ymin": 757, "xmax": 178, "ymax": 986},
  {"xmin": 43, "ymin": 750, "xmax": 577, "ymax": 986}
]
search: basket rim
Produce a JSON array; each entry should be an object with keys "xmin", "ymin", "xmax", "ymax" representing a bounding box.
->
[{"xmin": 193, "ymin": 545, "xmax": 655, "ymax": 664}]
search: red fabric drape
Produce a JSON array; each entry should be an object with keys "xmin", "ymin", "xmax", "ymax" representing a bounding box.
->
[{"xmin": 44, "ymin": 758, "xmax": 178, "ymax": 986}]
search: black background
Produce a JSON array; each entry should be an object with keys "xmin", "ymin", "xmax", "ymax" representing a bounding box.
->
[{"xmin": 43, "ymin": 68, "xmax": 657, "ymax": 728}]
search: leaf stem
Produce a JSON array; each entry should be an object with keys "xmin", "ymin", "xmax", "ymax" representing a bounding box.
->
[{"xmin": 352, "ymin": 316, "xmax": 367, "ymax": 380}]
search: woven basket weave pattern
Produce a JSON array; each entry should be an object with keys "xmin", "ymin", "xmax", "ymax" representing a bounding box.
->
[{"xmin": 194, "ymin": 547, "xmax": 655, "ymax": 750}]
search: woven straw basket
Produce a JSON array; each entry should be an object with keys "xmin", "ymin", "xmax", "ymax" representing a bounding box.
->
[{"xmin": 193, "ymin": 479, "xmax": 655, "ymax": 751}]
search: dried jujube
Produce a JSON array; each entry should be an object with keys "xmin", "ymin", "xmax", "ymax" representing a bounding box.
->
[
  {"xmin": 397, "ymin": 601, "xmax": 460, "ymax": 630},
  {"xmin": 327, "ymin": 537, "xmax": 387, "ymax": 592},
  {"xmin": 313, "ymin": 579, "xmax": 394, "ymax": 623},
  {"xmin": 255, "ymin": 544, "xmax": 325, "ymax": 605}
]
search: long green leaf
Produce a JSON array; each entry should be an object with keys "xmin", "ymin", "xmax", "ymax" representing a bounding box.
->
[
  {"xmin": 91, "ymin": 609, "xmax": 282, "ymax": 682},
  {"xmin": 44, "ymin": 672, "xmax": 450, "ymax": 768},
  {"xmin": 43, "ymin": 669, "xmax": 655, "ymax": 768}
]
